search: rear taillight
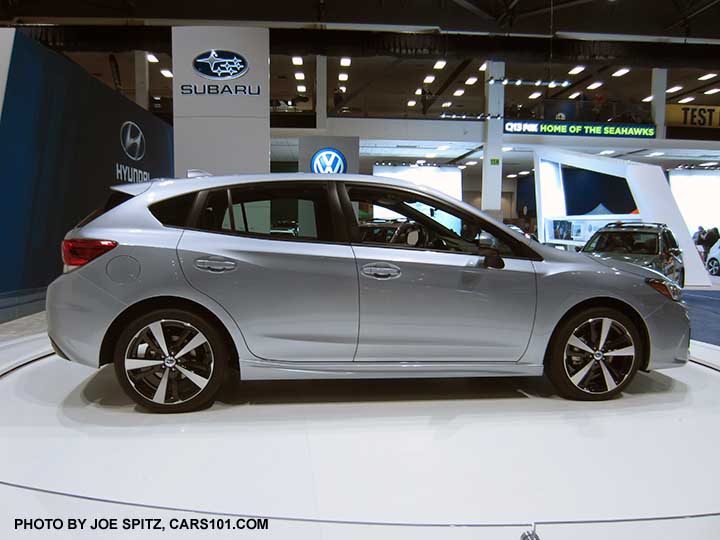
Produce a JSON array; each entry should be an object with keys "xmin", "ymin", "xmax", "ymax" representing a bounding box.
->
[{"xmin": 62, "ymin": 239, "xmax": 117, "ymax": 270}]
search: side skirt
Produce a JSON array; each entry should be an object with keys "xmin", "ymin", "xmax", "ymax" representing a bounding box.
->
[{"xmin": 239, "ymin": 358, "xmax": 544, "ymax": 380}]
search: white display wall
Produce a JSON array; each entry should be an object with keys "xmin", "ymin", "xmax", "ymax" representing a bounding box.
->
[{"xmin": 669, "ymin": 170, "xmax": 720, "ymax": 233}]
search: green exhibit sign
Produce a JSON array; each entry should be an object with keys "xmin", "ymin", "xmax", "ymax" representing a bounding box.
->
[{"xmin": 504, "ymin": 120, "xmax": 656, "ymax": 139}]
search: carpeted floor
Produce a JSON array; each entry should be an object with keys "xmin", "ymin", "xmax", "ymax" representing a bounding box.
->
[{"xmin": 685, "ymin": 291, "xmax": 720, "ymax": 346}]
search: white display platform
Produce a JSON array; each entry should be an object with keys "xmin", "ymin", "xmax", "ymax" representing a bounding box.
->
[{"xmin": 1, "ymin": 340, "xmax": 720, "ymax": 539}]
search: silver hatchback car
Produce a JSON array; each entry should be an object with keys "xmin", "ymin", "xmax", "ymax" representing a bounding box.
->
[{"xmin": 47, "ymin": 174, "xmax": 690, "ymax": 412}]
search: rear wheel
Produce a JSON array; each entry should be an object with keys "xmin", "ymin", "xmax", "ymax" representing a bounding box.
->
[
  {"xmin": 546, "ymin": 307, "xmax": 641, "ymax": 401},
  {"xmin": 113, "ymin": 308, "xmax": 229, "ymax": 413}
]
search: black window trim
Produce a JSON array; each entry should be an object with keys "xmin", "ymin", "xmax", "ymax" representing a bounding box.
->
[
  {"xmin": 184, "ymin": 180, "xmax": 350, "ymax": 246},
  {"xmin": 337, "ymin": 181, "xmax": 543, "ymax": 261}
]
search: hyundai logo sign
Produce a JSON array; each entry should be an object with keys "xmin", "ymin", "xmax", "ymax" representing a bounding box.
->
[
  {"xmin": 119, "ymin": 121, "xmax": 145, "ymax": 161},
  {"xmin": 311, "ymin": 148, "xmax": 347, "ymax": 174},
  {"xmin": 193, "ymin": 50, "xmax": 248, "ymax": 80}
]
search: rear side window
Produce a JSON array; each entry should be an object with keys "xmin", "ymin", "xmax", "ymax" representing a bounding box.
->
[
  {"xmin": 76, "ymin": 191, "xmax": 133, "ymax": 228},
  {"xmin": 150, "ymin": 193, "xmax": 197, "ymax": 228},
  {"xmin": 196, "ymin": 183, "xmax": 333, "ymax": 241}
]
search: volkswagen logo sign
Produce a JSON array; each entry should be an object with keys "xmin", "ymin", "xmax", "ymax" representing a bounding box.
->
[
  {"xmin": 193, "ymin": 50, "xmax": 248, "ymax": 80},
  {"xmin": 311, "ymin": 148, "xmax": 347, "ymax": 174},
  {"xmin": 119, "ymin": 121, "xmax": 145, "ymax": 161}
]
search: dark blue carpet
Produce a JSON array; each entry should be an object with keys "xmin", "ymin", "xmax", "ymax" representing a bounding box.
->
[{"xmin": 684, "ymin": 291, "xmax": 720, "ymax": 346}]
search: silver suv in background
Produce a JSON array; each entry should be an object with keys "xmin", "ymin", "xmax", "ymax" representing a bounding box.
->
[
  {"xmin": 47, "ymin": 174, "xmax": 689, "ymax": 412},
  {"xmin": 582, "ymin": 222, "xmax": 685, "ymax": 286}
]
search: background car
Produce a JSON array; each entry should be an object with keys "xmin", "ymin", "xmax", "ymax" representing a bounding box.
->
[
  {"xmin": 582, "ymin": 222, "xmax": 685, "ymax": 286},
  {"xmin": 47, "ymin": 174, "xmax": 689, "ymax": 412},
  {"xmin": 706, "ymin": 239, "xmax": 720, "ymax": 276}
]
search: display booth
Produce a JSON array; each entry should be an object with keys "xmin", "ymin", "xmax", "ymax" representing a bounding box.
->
[{"xmin": 533, "ymin": 148, "xmax": 710, "ymax": 287}]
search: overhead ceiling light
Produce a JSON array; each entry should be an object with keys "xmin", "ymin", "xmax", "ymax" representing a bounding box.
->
[
  {"xmin": 699, "ymin": 73, "xmax": 717, "ymax": 81},
  {"xmin": 666, "ymin": 85, "xmax": 683, "ymax": 93},
  {"xmin": 294, "ymin": 72, "xmax": 305, "ymax": 80},
  {"xmin": 647, "ymin": 151, "xmax": 665, "ymax": 157},
  {"xmin": 338, "ymin": 73, "xmax": 348, "ymax": 81},
  {"xmin": 568, "ymin": 66, "xmax": 585, "ymax": 75},
  {"xmin": 339, "ymin": 86, "xmax": 347, "ymax": 93},
  {"xmin": 437, "ymin": 145, "xmax": 450, "ymax": 150},
  {"xmin": 340, "ymin": 57, "xmax": 352, "ymax": 67},
  {"xmin": 441, "ymin": 101, "xmax": 452, "ymax": 107},
  {"xmin": 678, "ymin": 96, "xmax": 695, "ymax": 103},
  {"xmin": 146, "ymin": 53, "xmax": 159, "ymax": 63},
  {"xmin": 160, "ymin": 69, "xmax": 173, "ymax": 78},
  {"xmin": 599, "ymin": 150, "xmax": 615, "ymax": 155},
  {"xmin": 568, "ymin": 91, "xmax": 581, "ymax": 99},
  {"xmin": 453, "ymin": 88, "xmax": 465, "ymax": 96},
  {"xmin": 433, "ymin": 60, "xmax": 446, "ymax": 69},
  {"xmin": 529, "ymin": 91, "xmax": 542, "ymax": 99},
  {"xmin": 292, "ymin": 56, "xmax": 303, "ymax": 66},
  {"xmin": 502, "ymin": 146, "xmax": 513, "ymax": 152},
  {"xmin": 586, "ymin": 81, "xmax": 603, "ymax": 90},
  {"xmin": 297, "ymin": 85, "xmax": 307, "ymax": 93},
  {"xmin": 425, "ymin": 153, "xmax": 437, "ymax": 158},
  {"xmin": 407, "ymin": 100, "xmax": 416, "ymax": 107},
  {"xmin": 612, "ymin": 68, "xmax": 630, "ymax": 77},
  {"xmin": 704, "ymin": 88, "xmax": 720, "ymax": 95},
  {"xmin": 515, "ymin": 79, "xmax": 522, "ymax": 86},
  {"xmin": 423, "ymin": 75, "xmax": 436, "ymax": 84},
  {"xmin": 507, "ymin": 174, "xmax": 518, "ymax": 178},
  {"xmin": 466, "ymin": 160, "xmax": 478, "ymax": 166},
  {"xmin": 561, "ymin": 81, "xmax": 570, "ymax": 87},
  {"xmin": 642, "ymin": 95, "xmax": 653, "ymax": 102},
  {"xmin": 479, "ymin": 62, "xmax": 487, "ymax": 71},
  {"xmin": 502, "ymin": 79, "xmax": 509, "ymax": 85},
  {"xmin": 415, "ymin": 88, "xmax": 422, "ymax": 95},
  {"xmin": 548, "ymin": 81, "xmax": 557, "ymax": 88},
  {"xmin": 416, "ymin": 159, "xmax": 426, "ymax": 164},
  {"xmin": 700, "ymin": 161, "xmax": 719, "ymax": 166},
  {"xmin": 518, "ymin": 170, "xmax": 530, "ymax": 175},
  {"xmin": 465, "ymin": 76, "xmax": 478, "ymax": 85},
  {"xmin": 152, "ymin": 95, "xmax": 161, "ymax": 100}
]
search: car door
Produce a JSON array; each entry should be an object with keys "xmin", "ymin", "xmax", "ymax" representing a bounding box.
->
[
  {"xmin": 338, "ymin": 182, "xmax": 538, "ymax": 363},
  {"xmin": 177, "ymin": 181, "xmax": 359, "ymax": 363}
]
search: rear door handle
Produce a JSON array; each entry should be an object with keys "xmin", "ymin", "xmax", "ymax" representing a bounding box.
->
[
  {"xmin": 194, "ymin": 257, "xmax": 237, "ymax": 273},
  {"xmin": 361, "ymin": 263, "xmax": 401, "ymax": 280}
]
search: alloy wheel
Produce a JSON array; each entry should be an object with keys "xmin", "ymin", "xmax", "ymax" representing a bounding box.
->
[
  {"xmin": 708, "ymin": 258, "xmax": 720, "ymax": 276},
  {"xmin": 563, "ymin": 317, "xmax": 636, "ymax": 395},
  {"xmin": 123, "ymin": 319, "xmax": 214, "ymax": 405}
]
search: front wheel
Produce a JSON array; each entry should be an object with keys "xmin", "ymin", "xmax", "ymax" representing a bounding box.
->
[
  {"xmin": 546, "ymin": 308, "xmax": 642, "ymax": 401},
  {"xmin": 113, "ymin": 308, "xmax": 229, "ymax": 413},
  {"xmin": 708, "ymin": 258, "xmax": 720, "ymax": 276}
]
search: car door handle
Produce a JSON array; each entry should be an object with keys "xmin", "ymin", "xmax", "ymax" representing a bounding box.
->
[
  {"xmin": 194, "ymin": 257, "xmax": 237, "ymax": 273},
  {"xmin": 361, "ymin": 263, "xmax": 401, "ymax": 280}
]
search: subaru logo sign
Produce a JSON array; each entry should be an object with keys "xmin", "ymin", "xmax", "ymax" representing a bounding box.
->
[
  {"xmin": 311, "ymin": 148, "xmax": 347, "ymax": 174},
  {"xmin": 193, "ymin": 50, "xmax": 248, "ymax": 80},
  {"xmin": 119, "ymin": 121, "xmax": 145, "ymax": 161}
]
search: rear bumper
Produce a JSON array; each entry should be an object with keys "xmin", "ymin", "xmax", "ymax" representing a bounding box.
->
[
  {"xmin": 46, "ymin": 270, "xmax": 127, "ymax": 368},
  {"xmin": 644, "ymin": 299, "xmax": 690, "ymax": 370}
]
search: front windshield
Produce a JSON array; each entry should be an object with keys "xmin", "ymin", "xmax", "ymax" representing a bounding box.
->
[{"xmin": 583, "ymin": 231, "xmax": 659, "ymax": 255}]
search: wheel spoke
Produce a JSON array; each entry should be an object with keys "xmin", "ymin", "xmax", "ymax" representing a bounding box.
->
[
  {"xmin": 152, "ymin": 369, "xmax": 170, "ymax": 403},
  {"xmin": 175, "ymin": 365, "xmax": 209, "ymax": 389},
  {"xmin": 175, "ymin": 333, "xmax": 208, "ymax": 359},
  {"xmin": 149, "ymin": 321, "xmax": 170, "ymax": 357},
  {"xmin": 570, "ymin": 359, "xmax": 595, "ymax": 387},
  {"xmin": 597, "ymin": 318, "xmax": 612, "ymax": 351},
  {"xmin": 599, "ymin": 360, "xmax": 617, "ymax": 391},
  {"xmin": 568, "ymin": 334, "xmax": 594, "ymax": 354},
  {"xmin": 126, "ymin": 359, "xmax": 165, "ymax": 370},
  {"xmin": 604, "ymin": 345, "xmax": 635, "ymax": 357}
]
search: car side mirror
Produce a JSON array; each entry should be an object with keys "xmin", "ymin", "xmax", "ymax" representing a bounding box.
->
[
  {"xmin": 669, "ymin": 247, "xmax": 682, "ymax": 257},
  {"xmin": 482, "ymin": 252, "xmax": 505, "ymax": 269}
]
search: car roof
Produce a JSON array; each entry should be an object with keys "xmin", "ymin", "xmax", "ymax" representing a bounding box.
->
[{"xmin": 597, "ymin": 222, "xmax": 666, "ymax": 233}]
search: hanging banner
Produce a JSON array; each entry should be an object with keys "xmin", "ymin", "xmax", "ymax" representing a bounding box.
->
[
  {"xmin": 666, "ymin": 104, "xmax": 720, "ymax": 128},
  {"xmin": 504, "ymin": 120, "xmax": 656, "ymax": 138}
]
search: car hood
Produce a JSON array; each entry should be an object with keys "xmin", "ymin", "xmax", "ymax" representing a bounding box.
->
[{"xmin": 582, "ymin": 253, "xmax": 666, "ymax": 280}]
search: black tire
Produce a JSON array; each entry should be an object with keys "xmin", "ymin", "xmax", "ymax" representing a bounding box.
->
[
  {"xmin": 113, "ymin": 308, "xmax": 229, "ymax": 413},
  {"xmin": 546, "ymin": 307, "xmax": 642, "ymax": 401}
]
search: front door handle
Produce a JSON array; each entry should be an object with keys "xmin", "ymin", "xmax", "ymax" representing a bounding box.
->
[
  {"xmin": 194, "ymin": 257, "xmax": 237, "ymax": 273},
  {"xmin": 361, "ymin": 263, "xmax": 401, "ymax": 280}
]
